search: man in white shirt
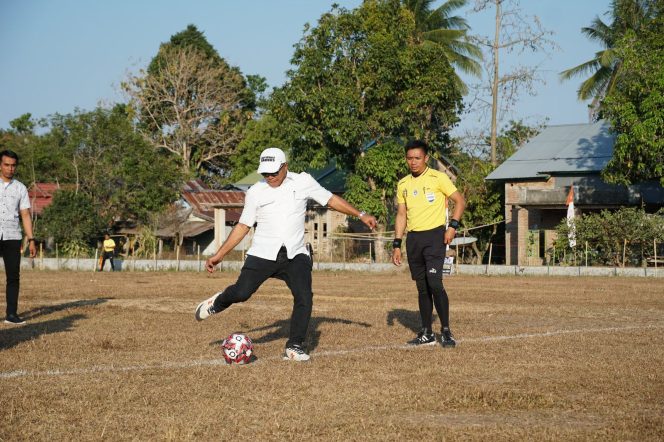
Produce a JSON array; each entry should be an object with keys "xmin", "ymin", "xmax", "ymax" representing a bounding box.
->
[
  {"xmin": 195, "ymin": 147, "xmax": 377, "ymax": 361},
  {"xmin": 0, "ymin": 150, "xmax": 37, "ymax": 324}
]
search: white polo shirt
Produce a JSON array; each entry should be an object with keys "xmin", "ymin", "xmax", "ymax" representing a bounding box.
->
[
  {"xmin": 0, "ymin": 179, "xmax": 31, "ymax": 241},
  {"xmin": 239, "ymin": 171, "xmax": 332, "ymax": 260}
]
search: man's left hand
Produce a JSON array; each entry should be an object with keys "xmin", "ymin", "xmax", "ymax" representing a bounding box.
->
[
  {"xmin": 360, "ymin": 213, "xmax": 377, "ymax": 230},
  {"xmin": 28, "ymin": 242, "xmax": 37, "ymax": 258}
]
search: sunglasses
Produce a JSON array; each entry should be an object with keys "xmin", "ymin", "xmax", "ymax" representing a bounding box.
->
[{"xmin": 261, "ymin": 163, "xmax": 284, "ymax": 178}]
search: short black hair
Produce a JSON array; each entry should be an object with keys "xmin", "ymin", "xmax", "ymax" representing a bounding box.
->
[
  {"xmin": 0, "ymin": 149, "xmax": 19, "ymax": 164},
  {"xmin": 404, "ymin": 139, "xmax": 429, "ymax": 155}
]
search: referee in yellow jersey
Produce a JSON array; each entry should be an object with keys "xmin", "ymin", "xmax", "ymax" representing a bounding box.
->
[{"xmin": 392, "ymin": 140, "xmax": 465, "ymax": 347}]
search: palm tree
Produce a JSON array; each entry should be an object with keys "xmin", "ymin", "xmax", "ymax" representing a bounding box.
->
[
  {"xmin": 403, "ymin": 0, "xmax": 483, "ymax": 90},
  {"xmin": 560, "ymin": 0, "xmax": 655, "ymax": 109}
]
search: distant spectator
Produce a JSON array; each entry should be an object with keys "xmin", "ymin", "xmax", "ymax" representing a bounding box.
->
[{"xmin": 99, "ymin": 233, "xmax": 116, "ymax": 271}]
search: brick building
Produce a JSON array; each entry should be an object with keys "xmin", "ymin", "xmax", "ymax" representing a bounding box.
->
[{"xmin": 486, "ymin": 121, "xmax": 664, "ymax": 266}]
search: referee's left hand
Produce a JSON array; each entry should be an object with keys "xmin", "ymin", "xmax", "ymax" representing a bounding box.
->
[{"xmin": 444, "ymin": 227, "xmax": 456, "ymax": 245}]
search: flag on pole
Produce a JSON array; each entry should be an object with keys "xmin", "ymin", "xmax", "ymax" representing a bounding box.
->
[{"xmin": 566, "ymin": 186, "xmax": 577, "ymax": 248}]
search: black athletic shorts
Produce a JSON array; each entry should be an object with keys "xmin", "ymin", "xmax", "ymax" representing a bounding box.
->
[{"xmin": 406, "ymin": 225, "xmax": 445, "ymax": 281}]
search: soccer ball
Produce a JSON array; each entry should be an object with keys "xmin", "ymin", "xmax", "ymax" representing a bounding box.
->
[{"xmin": 221, "ymin": 333, "xmax": 254, "ymax": 364}]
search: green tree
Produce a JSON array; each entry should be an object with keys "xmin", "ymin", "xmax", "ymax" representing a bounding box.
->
[
  {"xmin": 272, "ymin": 1, "xmax": 462, "ymax": 171},
  {"xmin": 559, "ymin": 0, "xmax": 657, "ymax": 113},
  {"xmin": 41, "ymin": 105, "xmax": 182, "ymax": 226},
  {"xmin": 602, "ymin": 7, "xmax": 664, "ymax": 185},
  {"xmin": 403, "ymin": 0, "xmax": 482, "ymax": 87},
  {"xmin": 36, "ymin": 190, "xmax": 103, "ymax": 256},
  {"xmin": 270, "ymin": 0, "xmax": 463, "ymax": 261},
  {"xmin": 343, "ymin": 139, "xmax": 409, "ymax": 222},
  {"xmin": 229, "ymin": 114, "xmax": 291, "ymax": 183},
  {"xmin": 1, "ymin": 114, "xmax": 40, "ymax": 186}
]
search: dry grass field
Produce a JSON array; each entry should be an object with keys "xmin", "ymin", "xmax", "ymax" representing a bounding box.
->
[{"xmin": 1, "ymin": 270, "xmax": 663, "ymax": 441}]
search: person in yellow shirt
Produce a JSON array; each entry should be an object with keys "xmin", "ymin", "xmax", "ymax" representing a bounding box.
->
[
  {"xmin": 99, "ymin": 233, "xmax": 116, "ymax": 271},
  {"xmin": 392, "ymin": 140, "xmax": 465, "ymax": 347}
]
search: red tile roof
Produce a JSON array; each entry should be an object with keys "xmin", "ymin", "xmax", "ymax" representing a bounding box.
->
[
  {"xmin": 28, "ymin": 183, "xmax": 72, "ymax": 215},
  {"xmin": 181, "ymin": 180, "xmax": 245, "ymax": 223}
]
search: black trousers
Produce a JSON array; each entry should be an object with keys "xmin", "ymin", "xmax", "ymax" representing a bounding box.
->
[
  {"xmin": 213, "ymin": 247, "xmax": 313, "ymax": 347},
  {"xmin": 0, "ymin": 239, "xmax": 22, "ymax": 316},
  {"xmin": 100, "ymin": 251, "xmax": 115, "ymax": 271},
  {"xmin": 406, "ymin": 226, "xmax": 450, "ymax": 331}
]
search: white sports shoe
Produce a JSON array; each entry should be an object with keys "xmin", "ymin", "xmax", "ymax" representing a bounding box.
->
[
  {"xmin": 282, "ymin": 344, "xmax": 310, "ymax": 362},
  {"xmin": 195, "ymin": 292, "xmax": 222, "ymax": 321}
]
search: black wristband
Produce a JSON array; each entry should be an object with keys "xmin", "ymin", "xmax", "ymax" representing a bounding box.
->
[
  {"xmin": 392, "ymin": 238, "xmax": 402, "ymax": 249},
  {"xmin": 448, "ymin": 219, "xmax": 460, "ymax": 230},
  {"xmin": 27, "ymin": 238, "xmax": 35, "ymax": 242}
]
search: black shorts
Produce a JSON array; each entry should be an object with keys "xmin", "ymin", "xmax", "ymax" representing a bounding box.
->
[{"xmin": 406, "ymin": 225, "xmax": 445, "ymax": 280}]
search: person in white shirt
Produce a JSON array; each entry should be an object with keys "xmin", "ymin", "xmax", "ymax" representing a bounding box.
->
[
  {"xmin": 0, "ymin": 150, "xmax": 37, "ymax": 325},
  {"xmin": 195, "ymin": 147, "xmax": 377, "ymax": 361}
]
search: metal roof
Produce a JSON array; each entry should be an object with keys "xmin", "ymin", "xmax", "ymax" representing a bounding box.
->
[{"xmin": 486, "ymin": 120, "xmax": 616, "ymax": 181}]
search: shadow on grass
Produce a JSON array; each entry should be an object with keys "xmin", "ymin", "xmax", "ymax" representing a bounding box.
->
[
  {"xmin": 0, "ymin": 314, "xmax": 86, "ymax": 350},
  {"xmin": 210, "ymin": 316, "xmax": 372, "ymax": 352},
  {"xmin": 386, "ymin": 308, "xmax": 438, "ymax": 334},
  {"xmin": 21, "ymin": 298, "xmax": 112, "ymax": 321}
]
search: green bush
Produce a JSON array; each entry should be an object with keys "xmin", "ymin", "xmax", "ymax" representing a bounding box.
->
[{"xmin": 554, "ymin": 208, "xmax": 664, "ymax": 267}]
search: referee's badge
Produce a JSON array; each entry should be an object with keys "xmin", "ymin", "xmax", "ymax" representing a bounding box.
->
[
  {"xmin": 425, "ymin": 192, "xmax": 435, "ymax": 203},
  {"xmin": 413, "ymin": 189, "xmax": 418, "ymax": 196}
]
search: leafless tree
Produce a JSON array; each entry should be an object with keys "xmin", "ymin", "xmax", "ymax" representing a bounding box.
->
[
  {"xmin": 123, "ymin": 46, "xmax": 251, "ymax": 175},
  {"xmin": 467, "ymin": 0, "xmax": 557, "ymax": 165}
]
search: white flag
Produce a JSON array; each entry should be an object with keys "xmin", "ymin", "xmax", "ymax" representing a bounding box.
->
[{"xmin": 566, "ymin": 186, "xmax": 576, "ymax": 248}]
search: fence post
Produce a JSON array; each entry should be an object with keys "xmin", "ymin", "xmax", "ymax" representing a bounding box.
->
[
  {"xmin": 197, "ymin": 245, "xmax": 201, "ymax": 272},
  {"xmin": 55, "ymin": 243, "xmax": 59, "ymax": 270},
  {"xmin": 453, "ymin": 243, "xmax": 458, "ymax": 275},
  {"xmin": 486, "ymin": 243, "xmax": 493, "ymax": 275},
  {"xmin": 176, "ymin": 244, "xmax": 180, "ymax": 271},
  {"xmin": 342, "ymin": 239, "xmax": 346, "ymax": 270},
  {"xmin": 153, "ymin": 244, "xmax": 157, "ymax": 271},
  {"xmin": 622, "ymin": 238, "xmax": 627, "ymax": 267},
  {"xmin": 585, "ymin": 241, "xmax": 588, "ymax": 267},
  {"xmin": 654, "ymin": 239, "xmax": 657, "ymax": 270},
  {"xmin": 39, "ymin": 243, "xmax": 43, "ymax": 270},
  {"xmin": 94, "ymin": 249, "xmax": 98, "ymax": 272}
]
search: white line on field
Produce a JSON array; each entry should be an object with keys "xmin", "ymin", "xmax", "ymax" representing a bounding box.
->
[{"xmin": 1, "ymin": 324, "xmax": 662, "ymax": 379}]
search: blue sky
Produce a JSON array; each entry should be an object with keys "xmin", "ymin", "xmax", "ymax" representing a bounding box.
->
[{"xmin": 1, "ymin": 0, "xmax": 611, "ymax": 133}]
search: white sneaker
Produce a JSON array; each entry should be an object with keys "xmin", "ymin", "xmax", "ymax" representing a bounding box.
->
[
  {"xmin": 282, "ymin": 344, "xmax": 310, "ymax": 362},
  {"xmin": 195, "ymin": 292, "xmax": 222, "ymax": 321}
]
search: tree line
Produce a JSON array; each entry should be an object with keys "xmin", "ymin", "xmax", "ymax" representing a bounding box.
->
[{"xmin": 0, "ymin": 0, "xmax": 661, "ymax": 262}]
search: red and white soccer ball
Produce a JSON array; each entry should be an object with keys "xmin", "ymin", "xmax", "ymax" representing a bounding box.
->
[{"xmin": 221, "ymin": 333, "xmax": 254, "ymax": 364}]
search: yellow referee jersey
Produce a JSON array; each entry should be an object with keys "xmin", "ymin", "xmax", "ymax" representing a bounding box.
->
[
  {"xmin": 103, "ymin": 238, "xmax": 116, "ymax": 253},
  {"xmin": 396, "ymin": 167, "xmax": 458, "ymax": 232}
]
